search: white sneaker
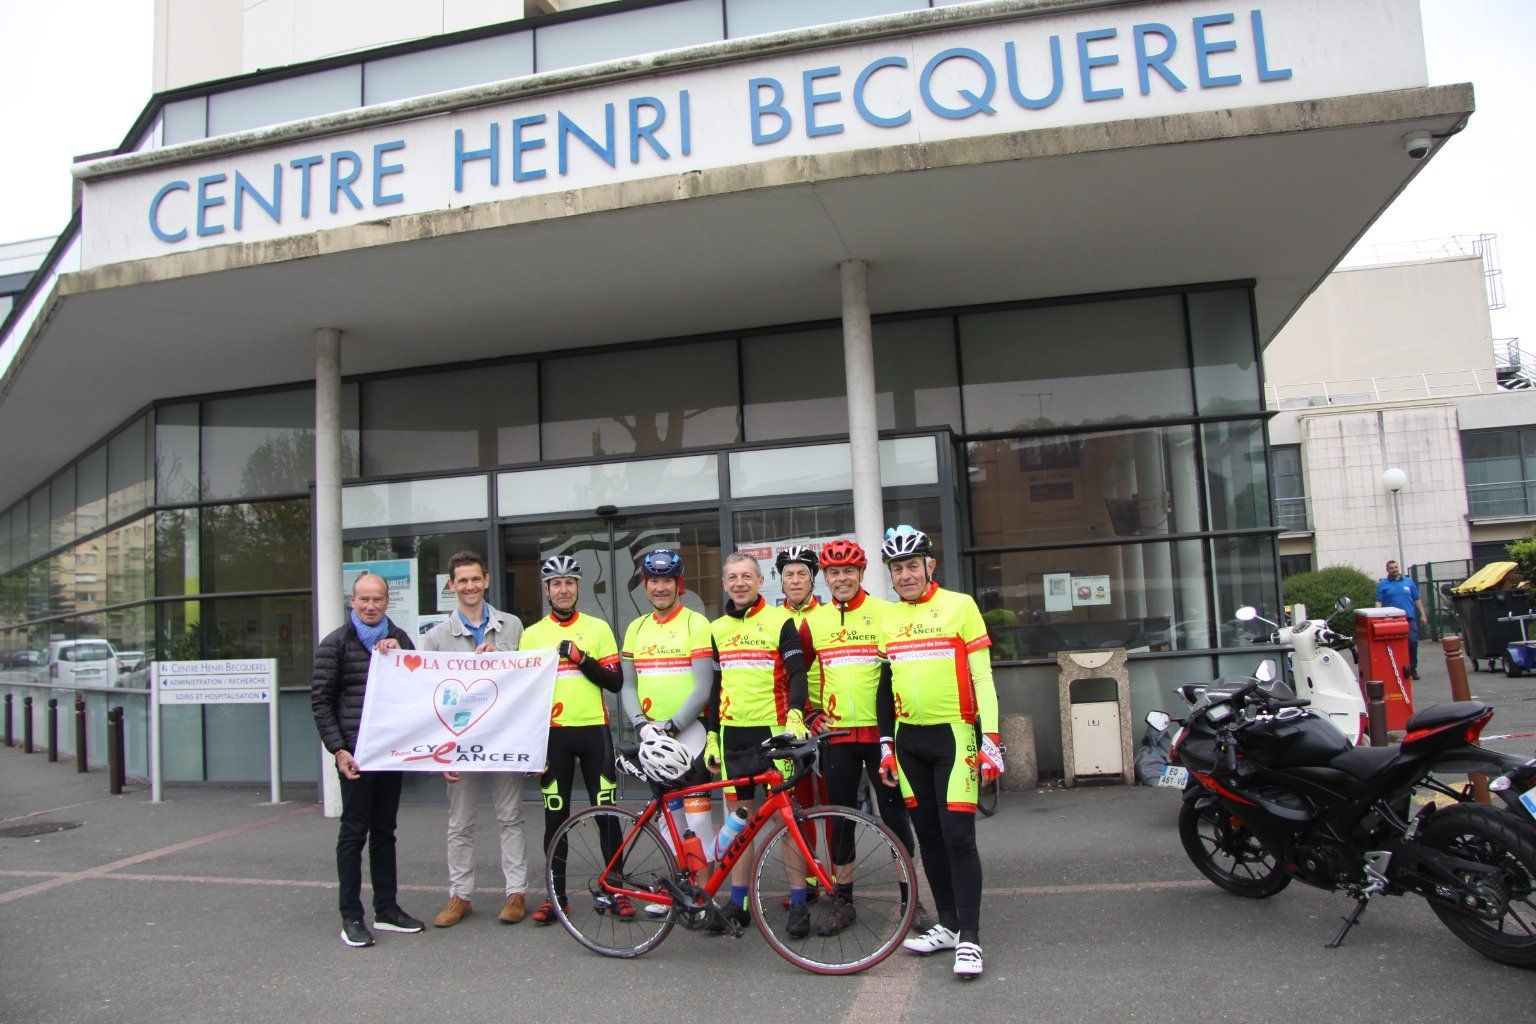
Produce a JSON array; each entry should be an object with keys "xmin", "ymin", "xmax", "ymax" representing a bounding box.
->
[
  {"xmin": 644, "ymin": 900, "xmax": 669, "ymax": 918},
  {"xmin": 953, "ymin": 941, "xmax": 984, "ymax": 978},
  {"xmin": 902, "ymin": 923, "xmax": 959, "ymax": 955}
]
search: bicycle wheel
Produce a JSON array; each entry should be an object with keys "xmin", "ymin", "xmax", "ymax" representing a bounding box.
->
[
  {"xmin": 549, "ymin": 805, "xmax": 678, "ymax": 958},
  {"xmin": 977, "ymin": 775, "xmax": 999, "ymax": 818},
  {"xmin": 749, "ymin": 805, "xmax": 916, "ymax": 975}
]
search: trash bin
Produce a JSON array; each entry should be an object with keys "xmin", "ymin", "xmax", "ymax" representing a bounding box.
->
[
  {"xmin": 1355, "ymin": 608, "xmax": 1413, "ymax": 732},
  {"xmin": 1450, "ymin": 589, "xmax": 1532, "ymax": 672}
]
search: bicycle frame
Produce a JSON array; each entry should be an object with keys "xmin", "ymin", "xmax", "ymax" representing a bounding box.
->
[{"xmin": 598, "ymin": 766, "xmax": 838, "ymax": 909}]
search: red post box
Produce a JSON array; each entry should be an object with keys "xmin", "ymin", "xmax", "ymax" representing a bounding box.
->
[{"xmin": 1355, "ymin": 608, "xmax": 1414, "ymax": 731}]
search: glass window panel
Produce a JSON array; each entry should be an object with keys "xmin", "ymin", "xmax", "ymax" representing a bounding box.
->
[
  {"xmin": 1463, "ymin": 429, "xmax": 1529, "ymax": 518},
  {"xmin": 103, "ymin": 604, "xmax": 150, "ymax": 688},
  {"xmin": 743, "ymin": 319, "xmax": 960, "ymax": 442},
  {"xmin": 1189, "ymin": 289, "xmax": 1260, "ymax": 415},
  {"xmin": 10, "ymin": 508, "xmax": 27, "ymax": 571},
  {"xmin": 0, "ymin": 511, "xmax": 9, "ymax": 574},
  {"xmin": 1203, "ymin": 420, "xmax": 1269, "ymax": 531},
  {"xmin": 1210, "ymin": 535, "xmax": 1281, "ymax": 647},
  {"xmin": 960, "ymin": 296, "xmax": 1191, "ymax": 432},
  {"xmin": 364, "ymin": 32, "xmax": 533, "ymax": 105},
  {"xmin": 729, "ymin": 437, "xmax": 938, "ymax": 498},
  {"xmin": 343, "ymin": 530, "xmax": 486, "ymax": 641},
  {"xmin": 535, "ymin": 0, "xmax": 721, "ymax": 72},
  {"xmin": 541, "ymin": 341, "xmax": 740, "ymax": 459},
  {"xmin": 201, "ymin": 389, "xmax": 315, "ymax": 501},
  {"xmin": 77, "ymin": 446, "xmax": 107, "ymax": 537},
  {"xmin": 27, "ymin": 559, "xmax": 48, "ymax": 621},
  {"xmin": 74, "ymin": 530, "xmax": 105, "ymax": 613},
  {"xmin": 361, "ymin": 364, "xmax": 537, "ymax": 477},
  {"xmin": 199, "ymin": 593, "xmax": 313, "ymax": 689},
  {"xmin": 157, "ymin": 402, "xmax": 200, "ymax": 504},
  {"xmin": 206, "ymin": 66, "xmax": 360, "ymax": 136},
  {"xmin": 107, "ymin": 416, "xmax": 150, "ymax": 524},
  {"xmin": 49, "ymin": 550, "xmax": 74, "ymax": 619},
  {"xmin": 103, "ymin": 517, "xmax": 152, "ymax": 607},
  {"xmin": 28, "ymin": 488, "xmax": 49, "ymax": 560},
  {"xmin": 156, "ymin": 509, "xmax": 200, "ymax": 598},
  {"xmin": 499, "ymin": 455, "xmax": 717, "ymax": 518},
  {"xmin": 202, "ymin": 500, "xmax": 312, "ymax": 593},
  {"xmin": 968, "ymin": 425, "xmax": 1198, "ymax": 548},
  {"xmin": 725, "ymin": 0, "xmax": 925, "ymax": 37},
  {"xmin": 50, "ymin": 471, "xmax": 75, "ymax": 549},
  {"xmin": 344, "ymin": 475, "xmax": 488, "ymax": 530},
  {"xmin": 972, "ymin": 539, "xmax": 1210, "ymax": 660}
]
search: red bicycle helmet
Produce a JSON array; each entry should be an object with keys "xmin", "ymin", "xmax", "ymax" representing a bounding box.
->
[{"xmin": 819, "ymin": 538, "xmax": 868, "ymax": 569}]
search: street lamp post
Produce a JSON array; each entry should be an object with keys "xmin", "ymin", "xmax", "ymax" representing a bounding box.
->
[{"xmin": 1383, "ymin": 467, "xmax": 1407, "ymax": 570}]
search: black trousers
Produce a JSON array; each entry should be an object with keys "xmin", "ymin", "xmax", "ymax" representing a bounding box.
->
[
  {"xmin": 896, "ymin": 723, "xmax": 983, "ymax": 934},
  {"xmin": 336, "ymin": 769, "xmax": 404, "ymax": 921},
  {"xmin": 823, "ymin": 740, "xmax": 916, "ymax": 864},
  {"xmin": 541, "ymin": 725, "xmax": 618, "ymax": 900}
]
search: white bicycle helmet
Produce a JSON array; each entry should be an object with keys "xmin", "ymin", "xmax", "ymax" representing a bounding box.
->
[
  {"xmin": 880, "ymin": 525, "xmax": 933, "ymax": 564},
  {"xmin": 540, "ymin": 555, "xmax": 582, "ymax": 581},
  {"xmin": 637, "ymin": 733, "xmax": 693, "ymax": 783}
]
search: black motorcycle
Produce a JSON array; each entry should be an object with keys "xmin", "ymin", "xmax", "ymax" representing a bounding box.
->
[{"xmin": 1170, "ymin": 675, "xmax": 1536, "ymax": 967}]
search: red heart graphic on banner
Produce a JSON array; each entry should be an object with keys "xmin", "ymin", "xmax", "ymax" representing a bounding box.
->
[
  {"xmin": 433, "ymin": 677, "xmax": 500, "ymax": 736},
  {"xmin": 402, "ymin": 654, "xmax": 423, "ymax": 672}
]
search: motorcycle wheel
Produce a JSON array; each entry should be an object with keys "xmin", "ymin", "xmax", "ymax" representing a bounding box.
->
[
  {"xmin": 1178, "ymin": 798, "xmax": 1290, "ymax": 898},
  {"xmin": 1418, "ymin": 804, "xmax": 1536, "ymax": 968}
]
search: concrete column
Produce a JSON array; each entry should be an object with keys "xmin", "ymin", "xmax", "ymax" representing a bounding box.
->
[
  {"xmin": 841, "ymin": 260, "xmax": 888, "ymax": 598},
  {"xmin": 315, "ymin": 328, "xmax": 344, "ymax": 818}
]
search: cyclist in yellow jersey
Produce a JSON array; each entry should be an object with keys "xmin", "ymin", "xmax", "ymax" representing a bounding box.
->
[
  {"xmin": 799, "ymin": 539, "xmax": 927, "ymax": 937},
  {"xmin": 520, "ymin": 555, "xmax": 623, "ymax": 925},
  {"xmin": 709, "ymin": 551, "xmax": 810, "ymax": 934},
  {"xmin": 618, "ymin": 548, "xmax": 718, "ymax": 887},
  {"xmin": 875, "ymin": 526, "xmax": 1004, "ymax": 980},
  {"xmin": 775, "ymin": 545, "xmax": 830, "ymax": 910}
]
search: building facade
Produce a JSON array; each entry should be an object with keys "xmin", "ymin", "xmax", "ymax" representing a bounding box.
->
[{"xmin": 0, "ymin": 0, "xmax": 1469, "ymax": 783}]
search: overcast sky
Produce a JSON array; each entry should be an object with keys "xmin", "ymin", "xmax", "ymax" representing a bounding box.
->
[{"xmin": 0, "ymin": 0, "xmax": 1531, "ymax": 343}]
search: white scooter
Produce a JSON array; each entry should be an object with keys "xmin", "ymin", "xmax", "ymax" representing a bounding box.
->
[{"xmin": 1235, "ymin": 598, "xmax": 1368, "ymax": 746}]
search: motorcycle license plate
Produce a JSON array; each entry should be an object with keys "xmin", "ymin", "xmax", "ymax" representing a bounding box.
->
[
  {"xmin": 1521, "ymin": 785, "xmax": 1536, "ymax": 821},
  {"xmin": 1158, "ymin": 766, "xmax": 1189, "ymax": 789}
]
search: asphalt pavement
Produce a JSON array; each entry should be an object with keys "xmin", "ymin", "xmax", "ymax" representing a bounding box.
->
[{"xmin": 3, "ymin": 698, "xmax": 1535, "ymax": 1024}]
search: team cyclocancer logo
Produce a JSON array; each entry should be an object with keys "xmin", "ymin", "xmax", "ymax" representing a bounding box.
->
[{"xmin": 434, "ymin": 678, "xmax": 499, "ymax": 735}]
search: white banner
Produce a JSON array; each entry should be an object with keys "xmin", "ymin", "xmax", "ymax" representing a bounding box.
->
[{"xmin": 353, "ymin": 648, "xmax": 558, "ymax": 772}]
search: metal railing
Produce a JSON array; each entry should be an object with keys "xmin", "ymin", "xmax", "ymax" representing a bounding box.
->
[
  {"xmin": 1339, "ymin": 233, "xmax": 1505, "ymax": 311},
  {"xmin": 1466, "ymin": 480, "xmax": 1536, "ymax": 520},
  {"xmin": 1265, "ymin": 368, "xmax": 1505, "ymax": 409},
  {"xmin": 1275, "ymin": 495, "xmax": 1310, "ymax": 531}
]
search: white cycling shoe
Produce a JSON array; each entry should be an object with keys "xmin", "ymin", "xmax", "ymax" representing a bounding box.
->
[
  {"xmin": 953, "ymin": 941, "xmax": 984, "ymax": 979},
  {"xmin": 902, "ymin": 923, "xmax": 959, "ymax": 954}
]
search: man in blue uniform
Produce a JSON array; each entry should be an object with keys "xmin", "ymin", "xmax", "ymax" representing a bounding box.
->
[{"xmin": 1375, "ymin": 559, "xmax": 1428, "ymax": 679}]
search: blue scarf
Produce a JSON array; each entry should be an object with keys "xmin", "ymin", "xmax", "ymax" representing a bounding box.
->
[{"xmin": 351, "ymin": 610, "xmax": 390, "ymax": 650}]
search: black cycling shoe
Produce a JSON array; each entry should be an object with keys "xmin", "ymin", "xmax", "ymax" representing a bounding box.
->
[
  {"xmin": 722, "ymin": 901, "xmax": 752, "ymax": 931},
  {"xmin": 340, "ymin": 918, "xmax": 375, "ymax": 948},
  {"xmin": 373, "ymin": 906, "xmax": 425, "ymax": 933},
  {"xmin": 786, "ymin": 902, "xmax": 811, "ymax": 939}
]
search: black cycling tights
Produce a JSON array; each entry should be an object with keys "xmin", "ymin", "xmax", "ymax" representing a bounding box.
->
[
  {"xmin": 541, "ymin": 725, "xmax": 618, "ymax": 901},
  {"xmin": 897, "ymin": 723, "xmax": 982, "ymax": 937},
  {"xmin": 823, "ymin": 741, "xmax": 916, "ymax": 865}
]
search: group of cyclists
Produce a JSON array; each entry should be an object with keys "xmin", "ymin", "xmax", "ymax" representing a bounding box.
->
[{"xmin": 527, "ymin": 524, "xmax": 1005, "ymax": 979}]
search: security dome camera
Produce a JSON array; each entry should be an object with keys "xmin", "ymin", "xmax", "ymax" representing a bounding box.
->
[{"xmin": 1403, "ymin": 131, "xmax": 1433, "ymax": 160}]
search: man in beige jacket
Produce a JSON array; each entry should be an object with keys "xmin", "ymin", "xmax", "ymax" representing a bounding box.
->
[{"xmin": 421, "ymin": 550, "xmax": 528, "ymax": 926}]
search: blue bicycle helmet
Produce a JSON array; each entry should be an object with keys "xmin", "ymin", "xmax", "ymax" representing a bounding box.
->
[{"xmin": 640, "ymin": 548, "xmax": 684, "ymax": 578}]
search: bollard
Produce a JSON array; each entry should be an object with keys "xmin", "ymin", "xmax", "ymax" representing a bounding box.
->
[
  {"xmin": 47, "ymin": 698, "xmax": 58, "ymax": 762},
  {"xmin": 1365, "ymin": 680, "xmax": 1389, "ymax": 747},
  {"xmin": 23, "ymin": 695, "xmax": 34, "ymax": 753},
  {"xmin": 75, "ymin": 696, "xmax": 87, "ymax": 772},
  {"xmin": 1441, "ymin": 636, "xmax": 1490, "ymax": 805},
  {"xmin": 107, "ymin": 706, "xmax": 125, "ymax": 795},
  {"xmin": 4, "ymin": 692, "xmax": 11, "ymax": 747}
]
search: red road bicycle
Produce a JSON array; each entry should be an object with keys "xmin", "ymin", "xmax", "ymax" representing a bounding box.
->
[{"xmin": 547, "ymin": 732, "xmax": 917, "ymax": 975}]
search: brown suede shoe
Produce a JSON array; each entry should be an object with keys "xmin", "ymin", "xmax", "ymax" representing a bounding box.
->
[
  {"xmin": 498, "ymin": 893, "xmax": 526, "ymax": 924},
  {"xmin": 434, "ymin": 896, "xmax": 471, "ymax": 928}
]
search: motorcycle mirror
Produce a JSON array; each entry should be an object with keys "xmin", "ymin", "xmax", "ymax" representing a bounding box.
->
[
  {"xmin": 1235, "ymin": 606, "xmax": 1258, "ymax": 622},
  {"xmin": 1146, "ymin": 710, "xmax": 1171, "ymax": 732},
  {"xmin": 1255, "ymin": 659, "xmax": 1277, "ymax": 682},
  {"xmin": 1334, "ymin": 596, "xmax": 1353, "ymax": 613}
]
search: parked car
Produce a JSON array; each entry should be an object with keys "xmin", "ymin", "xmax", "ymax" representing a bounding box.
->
[{"xmin": 40, "ymin": 639, "xmax": 121, "ymax": 688}]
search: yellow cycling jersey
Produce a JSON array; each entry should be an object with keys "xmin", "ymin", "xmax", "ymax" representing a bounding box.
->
[
  {"xmin": 803, "ymin": 589, "xmax": 891, "ymax": 730},
  {"xmin": 621, "ymin": 604, "xmax": 714, "ymax": 724},
  {"xmin": 519, "ymin": 612, "xmax": 619, "ymax": 727},
  {"xmin": 712, "ymin": 597, "xmax": 795, "ymax": 727},
  {"xmin": 782, "ymin": 596, "xmax": 822, "ymax": 711},
  {"xmin": 880, "ymin": 583, "xmax": 998, "ymax": 732}
]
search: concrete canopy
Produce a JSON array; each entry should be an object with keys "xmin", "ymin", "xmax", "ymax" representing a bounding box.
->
[{"xmin": 0, "ymin": 82, "xmax": 1471, "ymax": 509}]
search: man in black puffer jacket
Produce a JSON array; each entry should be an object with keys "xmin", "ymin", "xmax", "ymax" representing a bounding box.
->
[{"xmin": 312, "ymin": 572, "xmax": 425, "ymax": 948}]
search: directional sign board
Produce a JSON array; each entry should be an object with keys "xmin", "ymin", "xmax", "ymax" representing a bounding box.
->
[{"xmin": 150, "ymin": 659, "xmax": 281, "ymax": 802}]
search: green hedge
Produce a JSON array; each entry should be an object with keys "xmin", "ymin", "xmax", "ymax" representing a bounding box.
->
[{"xmin": 1281, "ymin": 566, "xmax": 1377, "ymax": 637}]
